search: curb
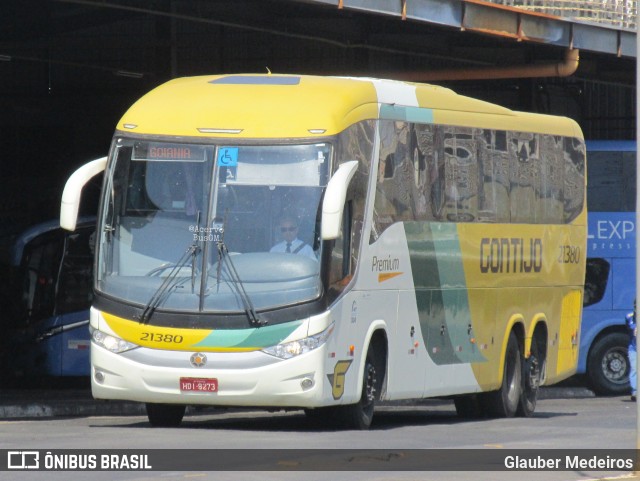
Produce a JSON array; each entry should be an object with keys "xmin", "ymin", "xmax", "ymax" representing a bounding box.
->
[
  {"xmin": 0, "ymin": 400, "xmax": 146, "ymax": 419},
  {"xmin": 538, "ymin": 386, "xmax": 596, "ymax": 399}
]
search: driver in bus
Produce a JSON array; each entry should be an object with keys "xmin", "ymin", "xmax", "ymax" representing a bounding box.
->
[{"xmin": 270, "ymin": 215, "xmax": 316, "ymax": 260}]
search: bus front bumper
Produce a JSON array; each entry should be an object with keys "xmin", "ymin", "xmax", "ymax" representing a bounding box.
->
[{"xmin": 90, "ymin": 343, "xmax": 330, "ymax": 408}]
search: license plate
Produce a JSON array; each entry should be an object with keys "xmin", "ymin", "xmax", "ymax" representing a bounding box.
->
[{"xmin": 180, "ymin": 377, "xmax": 218, "ymax": 392}]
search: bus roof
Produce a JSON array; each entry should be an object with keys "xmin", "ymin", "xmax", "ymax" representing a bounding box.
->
[{"xmin": 117, "ymin": 74, "xmax": 582, "ymax": 139}]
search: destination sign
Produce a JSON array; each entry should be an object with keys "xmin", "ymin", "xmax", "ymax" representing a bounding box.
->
[{"xmin": 132, "ymin": 142, "xmax": 207, "ymax": 162}]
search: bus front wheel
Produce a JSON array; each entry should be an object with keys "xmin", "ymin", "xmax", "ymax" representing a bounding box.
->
[
  {"xmin": 338, "ymin": 345, "xmax": 379, "ymax": 430},
  {"xmin": 146, "ymin": 403, "xmax": 186, "ymax": 427}
]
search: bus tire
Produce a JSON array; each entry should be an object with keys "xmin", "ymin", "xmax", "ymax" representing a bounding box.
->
[
  {"xmin": 517, "ymin": 335, "xmax": 541, "ymax": 417},
  {"xmin": 587, "ymin": 332, "xmax": 630, "ymax": 396},
  {"xmin": 338, "ymin": 344, "xmax": 379, "ymax": 430},
  {"xmin": 484, "ymin": 331, "xmax": 522, "ymax": 418},
  {"xmin": 146, "ymin": 403, "xmax": 186, "ymax": 427}
]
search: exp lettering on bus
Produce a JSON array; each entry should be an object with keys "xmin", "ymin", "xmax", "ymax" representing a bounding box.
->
[{"xmin": 480, "ymin": 237, "xmax": 543, "ymax": 274}]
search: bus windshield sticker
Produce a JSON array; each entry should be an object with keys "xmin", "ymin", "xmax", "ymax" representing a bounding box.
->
[
  {"xmin": 132, "ymin": 142, "xmax": 207, "ymax": 162},
  {"xmin": 218, "ymin": 147, "xmax": 239, "ymax": 183},
  {"xmin": 218, "ymin": 147, "xmax": 239, "ymax": 167}
]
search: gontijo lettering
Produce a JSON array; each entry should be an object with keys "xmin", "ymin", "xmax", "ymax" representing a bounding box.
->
[{"xmin": 480, "ymin": 238, "xmax": 542, "ymax": 274}]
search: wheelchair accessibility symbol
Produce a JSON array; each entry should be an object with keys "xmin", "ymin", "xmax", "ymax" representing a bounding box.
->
[{"xmin": 218, "ymin": 147, "xmax": 238, "ymax": 167}]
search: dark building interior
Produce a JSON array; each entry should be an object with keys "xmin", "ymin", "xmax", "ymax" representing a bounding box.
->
[{"xmin": 0, "ymin": 0, "xmax": 635, "ymax": 237}]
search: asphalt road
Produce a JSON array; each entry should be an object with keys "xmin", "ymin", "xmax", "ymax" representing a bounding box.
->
[{"xmin": 0, "ymin": 384, "xmax": 637, "ymax": 481}]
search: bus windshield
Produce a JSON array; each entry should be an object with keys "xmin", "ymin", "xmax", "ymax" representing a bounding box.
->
[{"xmin": 97, "ymin": 138, "xmax": 330, "ymax": 316}]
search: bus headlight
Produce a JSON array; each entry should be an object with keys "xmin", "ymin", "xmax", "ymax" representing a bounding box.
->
[
  {"xmin": 262, "ymin": 322, "xmax": 334, "ymax": 360},
  {"xmin": 91, "ymin": 328, "xmax": 139, "ymax": 353}
]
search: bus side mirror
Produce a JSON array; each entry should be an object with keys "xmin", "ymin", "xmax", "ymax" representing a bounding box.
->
[
  {"xmin": 321, "ymin": 160, "xmax": 358, "ymax": 240},
  {"xmin": 60, "ymin": 157, "xmax": 107, "ymax": 231}
]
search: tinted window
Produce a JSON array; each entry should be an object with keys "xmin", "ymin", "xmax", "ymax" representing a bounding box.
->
[
  {"xmin": 371, "ymin": 122, "xmax": 585, "ymax": 242},
  {"xmin": 56, "ymin": 227, "xmax": 95, "ymax": 315},
  {"xmin": 19, "ymin": 232, "xmax": 63, "ymax": 324},
  {"xmin": 583, "ymin": 257, "xmax": 610, "ymax": 307}
]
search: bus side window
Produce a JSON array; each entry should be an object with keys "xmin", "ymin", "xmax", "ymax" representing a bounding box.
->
[
  {"xmin": 509, "ymin": 133, "xmax": 537, "ymax": 223},
  {"xmin": 442, "ymin": 127, "xmax": 478, "ymax": 223},
  {"xmin": 583, "ymin": 258, "xmax": 610, "ymax": 307},
  {"xmin": 21, "ymin": 234, "xmax": 62, "ymax": 324},
  {"xmin": 534, "ymin": 135, "xmax": 564, "ymax": 224},
  {"xmin": 327, "ymin": 201, "xmax": 352, "ymax": 293},
  {"xmin": 478, "ymin": 129, "xmax": 510, "ymax": 223},
  {"xmin": 327, "ymin": 197, "xmax": 364, "ymax": 301},
  {"xmin": 328, "ymin": 121, "xmax": 373, "ymax": 301},
  {"xmin": 56, "ymin": 228, "xmax": 95, "ymax": 315},
  {"xmin": 371, "ymin": 120, "xmax": 414, "ymax": 241},
  {"xmin": 563, "ymin": 137, "xmax": 586, "ymax": 224}
]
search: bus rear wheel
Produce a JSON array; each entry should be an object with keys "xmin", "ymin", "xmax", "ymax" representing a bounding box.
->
[
  {"xmin": 484, "ymin": 332, "xmax": 522, "ymax": 418},
  {"xmin": 517, "ymin": 335, "xmax": 542, "ymax": 417},
  {"xmin": 146, "ymin": 403, "xmax": 186, "ymax": 427}
]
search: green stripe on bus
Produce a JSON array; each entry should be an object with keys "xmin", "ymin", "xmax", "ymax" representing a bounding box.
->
[
  {"xmin": 432, "ymin": 224, "xmax": 484, "ymax": 363},
  {"xmin": 405, "ymin": 222, "xmax": 485, "ymax": 365},
  {"xmin": 194, "ymin": 320, "xmax": 303, "ymax": 349},
  {"xmin": 380, "ymin": 104, "xmax": 434, "ymax": 123}
]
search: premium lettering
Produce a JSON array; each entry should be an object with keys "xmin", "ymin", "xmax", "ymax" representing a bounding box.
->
[{"xmin": 372, "ymin": 255, "xmax": 400, "ymax": 272}]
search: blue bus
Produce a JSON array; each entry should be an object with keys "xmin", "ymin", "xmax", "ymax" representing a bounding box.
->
[
  {"xmin": 580, "ymin": 140, "xmax": 636, "ymax": 395},
  {"xmin": 0, "ymin": 218, "xmax": 95, "ymax": 382}
]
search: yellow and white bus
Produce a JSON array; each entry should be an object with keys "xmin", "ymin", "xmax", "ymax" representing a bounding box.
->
[{"xmin": 61, "ymin": 74, "xmax": 586, "ymax": 429}]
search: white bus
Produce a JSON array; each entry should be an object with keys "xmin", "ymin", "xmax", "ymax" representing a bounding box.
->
[{"xmin": 61, "ymin": 74, "xmax": 586, "ymax": 429}]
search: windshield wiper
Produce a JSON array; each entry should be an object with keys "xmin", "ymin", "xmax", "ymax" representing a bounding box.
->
[
  {"xmin": 216, "ymin": 241, "xmax": 266, "ymax": 328},
  {"xmin": 137, "ymin": 244, "xmax": 200, "ymax": 324}
]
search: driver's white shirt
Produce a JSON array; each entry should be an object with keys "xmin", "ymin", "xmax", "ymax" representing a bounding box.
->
[{"xmin": 270, "ymin": 238, "xmax": 316, "ymax": 259}]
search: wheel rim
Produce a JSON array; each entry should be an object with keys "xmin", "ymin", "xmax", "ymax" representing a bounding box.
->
[
  {"xmin": 362, "ymin": 362, "xmax": 377, "ymax": 410},
  {"xmin": 526, "ymin": 352, "xmax": 540, "ymax": 392},
  {"xmin": 506, "ymin": 345, "xmax": 522, "ymax": 407},
  {"xmin": 601, "ymin": 348, "xmax": 629, "ymax": 384}
]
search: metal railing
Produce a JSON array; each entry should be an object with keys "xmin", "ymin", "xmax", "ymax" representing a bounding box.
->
[{"xmin": 487, "ymin": 0, "xmax": 637, "ymax": 30}]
